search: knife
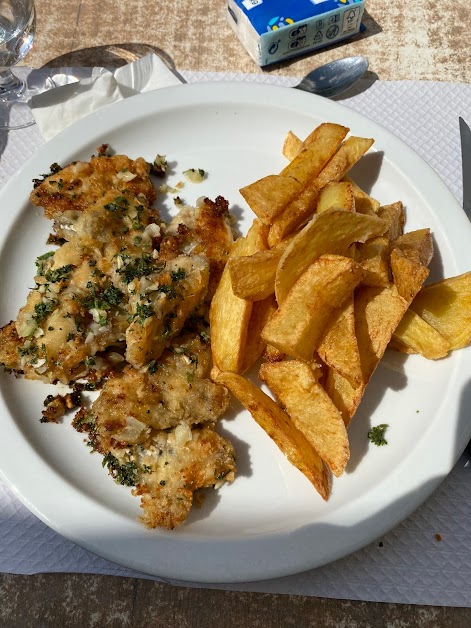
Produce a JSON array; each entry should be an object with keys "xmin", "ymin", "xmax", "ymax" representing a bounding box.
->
[
  {"xmin": 459, "ymin": 117, "xmax": 471, "ymax": 459},
  {"xmin": 459, "ymin": 117, "xmax": 471, "ymax": 219}
]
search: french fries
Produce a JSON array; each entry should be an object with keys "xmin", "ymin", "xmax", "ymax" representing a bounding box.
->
[
  {"xmin": 212, "ymin": 368, "xmax": 331, "ymax": 499},
  {"xmin": 275, "ymin": 209, "xmax": 386, "ymax": 304},
  {"xmin": 209, "ymin": 121, "xmax": 471, "ymax": 504},
  {"xmin": 262, "ymin": 254, "xmax": 364, "ymax": 361},
  {"xmin": 210, "ymin": 220, "xmax": 266, "ymax": 373},
  {"xmin": 259, "ymin": 361, "xmax": 350, "ymax": 477}
]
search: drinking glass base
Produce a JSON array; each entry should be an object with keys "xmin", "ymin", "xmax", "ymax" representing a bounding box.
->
[{"xmin": 0, "ymin": 70, "xmax": 55, "ymax": 131}]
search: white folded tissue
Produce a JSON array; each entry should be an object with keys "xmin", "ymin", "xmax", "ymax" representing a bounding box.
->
[{"xmin": 30, "ymin": 53, "xmax": 183, "ymax": 141}]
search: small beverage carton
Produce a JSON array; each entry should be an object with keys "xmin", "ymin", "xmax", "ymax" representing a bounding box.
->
[{"xmin": 227, "ymin": 0, "xmax": 366, "ymax": 67}]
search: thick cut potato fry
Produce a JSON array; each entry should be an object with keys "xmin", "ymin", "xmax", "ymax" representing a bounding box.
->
[
  {"xmin": 275, "ymin": 209, "xmax": 386, "ymax": 304},
  {"xmin": 210, "ymin": 225, "xmax": 265, "ymax": 373},
  {"xmin": 318, "ymin": 296, "xmax": 363, "ymax": 388},
  {"xmin": 240, "ymin": 295, "xmax": 277, "ymax": 374},
  {"xmin": 377, "ymin": 202, "xmax": 405, "ymax": 241},
  {"xmin": 282, "ymin": 131, "xmax": 302, "ymax": 161},
  {"xmin": 342, "ymin": 176, "xmax": 380, "ymax": 214},
  {"xmin": 267, "ymin": 137, "xmax": 374, "ymax": 248},
  {"xmin": 326, "ymin": 280, "xmax": 427, "ymax": 425},
  {"xmin": 316, "ymin": 181, "xmax": 355, "ymax": 215},
  {"xmin": 228, "ymin": 235, "xmax": 294, "ymax": 301},
  {"xmin": 355, "ymin": 283, "xmax": 417, "ymax": 381},
  {"xmin": 267, "ymin": 182, "xmax": 320, "ymax": 247},
  {"xmin": 245, "ymin": 217, "xmax": 269, "ymax": 251},
  {"xmin": 392, "ymin": 228, "xmax": 433, "ymax": 267},
  {"xmin": 355, "ymin": 237, "xmax": 390, "ymax": 287},
  {"xmin": 229, "ymin": 249, "xmax": 281, "ymax": 301},
  {"xmin": 263, "ymin": 255, "xmax": 364, "ymax": 361},
  {"xmin": 280, "ymin": 123, "xmax": 349, "ymax": 185},
  {"xmin": 260, "ymin": 360, "xmax": 349, "ymax": 477},
  {"xmin": 315, "ymin": 136, "xmax": 375, "ymax": 189},
  {"xmin": 324, "ymin": 369, "xmax": 363, "ymax": 428},
  {"xmin": 240, "ymin": 175, "xmax": 303, "ymax": 225},
  {"xmin": 410, "ymin": 271, "xmax": 471, "ymax": 350},
  {"xmin": 263, "ymin": 343, "xmax": 286, "ymax": 363},
  {"xmin": 390, "ymin": 248, "xmax": 430, "ymax": 302},
  {"xmin": 392, "ymin": 308, "xmax": 450, "ymax": 359},
  {"xmin": 211, "ymin": 369, "xmax": 331, "ymax": 499}
]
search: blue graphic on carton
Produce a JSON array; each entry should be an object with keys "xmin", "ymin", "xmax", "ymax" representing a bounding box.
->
[
  {"xmin": 267, "ymin": 16, "xmax": 295, "ymax": 31},
  {"xmin": 262, "ymin": 1, "xmax": 362, "ymax": 34}
]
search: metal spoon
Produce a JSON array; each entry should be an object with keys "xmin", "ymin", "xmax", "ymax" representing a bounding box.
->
[{"xmin": 294, "ymin": 56, "xmax": 369, "ymax": 99}]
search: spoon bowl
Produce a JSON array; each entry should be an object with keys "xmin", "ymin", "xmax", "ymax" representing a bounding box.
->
[{"xmin": 294, "ymin": 56, "xmax": 369, "ymax": 99}]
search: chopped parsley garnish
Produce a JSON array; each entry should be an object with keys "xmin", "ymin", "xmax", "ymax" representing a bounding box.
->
[
  {"xmin": 171, "ymin": 268, "xmax": 186, "ymax": 282},
  {"xmin": 368, "ymin": 424, "xmax": 389, "ymax": 446},
  {"xmin": 81, "ymin": 283, "xmax": 124, "ymax": 311},
  {"xmin": 147, "ymin": 360, "xmax": 158, "ymax": 374},
  {"xmin": 44, "ymin": 264, "xmax": 74, "ymax": 283},
  {"xmin": 32, "ymin": 299, "xmax": 58, "ymax": 324},
  {"xmin": 134, "ymin": 302, "xmax": 154, "ymax": 324},
  {"xmin": 116, "ymin": 254, "xmax": 154, "ymax": 284},
  {"xmin": 104, "ymin": 196, "xmax": 129, "ymax": 212},
  {"xmin": 157, "ymin": 284, "xmax": 176, "ymax": 299},
  {"xmin": 18, "ymin": 345, "xmax": 38, "ymax": 358},
  {"xmin": 102, "ymin": 453, "xmax": 139, "ymax": 486},
  {"xmin": 35, "ymin": 251, "xmax": 54, "ymax": 276}
]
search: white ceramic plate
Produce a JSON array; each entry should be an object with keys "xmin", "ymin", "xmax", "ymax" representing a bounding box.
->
[{"xmin": 1, "ymin": 83, "xmax": 470, "ymax": 584}]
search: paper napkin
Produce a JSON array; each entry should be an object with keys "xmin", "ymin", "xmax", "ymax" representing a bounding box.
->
[{"xmin": 30, "ymin": 54, "xmax": 183, "ymax": 141}]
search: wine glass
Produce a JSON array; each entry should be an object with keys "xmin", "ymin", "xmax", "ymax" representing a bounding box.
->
[{"xmin": 0, "ymin": 0, "xmax": 53, "ymax": 130}]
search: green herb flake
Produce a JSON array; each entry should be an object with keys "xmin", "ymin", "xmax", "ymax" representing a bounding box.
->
[
  {"xmin": 135, "ymin": 302, "xmax": 154, "ymax": 324},
  {"xmin": 171, "ymin": 268, "xmax": 186, "ymax": 282},
  {"xmin": 44, "ymin": 264, "xmax": 74, "ymax": 283},
  {"xmin": 368, "ymin": 424, "xmax": 389, "ymax": 447},
  {"xmin": 102, "ymin": 453, "xmax": 139, "ymax": 486}
]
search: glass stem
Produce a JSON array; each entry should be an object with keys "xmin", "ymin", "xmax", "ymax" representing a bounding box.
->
[{"xmin": 0, "ymin": 70, "xmax": 25, "ymax": 99}]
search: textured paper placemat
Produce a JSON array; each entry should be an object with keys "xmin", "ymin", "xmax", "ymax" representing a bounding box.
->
[{"xmin": 0, "ymin": 75, "xmax": 470, "ymax": 607}]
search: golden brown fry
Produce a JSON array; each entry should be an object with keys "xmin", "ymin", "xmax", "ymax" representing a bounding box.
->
[
  {"xmin": 326, "ymin": 276, "xmax": 428, "ymax": 425},
  {"xmin": 392, "ymin": 228, "xmax": 433, "ymax": 267},
  {"xmin": 316, "ymin": 181, "xmax": 355, "ymax": 215},
  {"xmin": 315, "ymin": 136, "xmax": 374, "ymax": 189},
  {"xmin": 390, "ymin": 248, "xmax": 430, "ymax": 302},
  {"xmin": 282, "ymin": 131, "xmax": 303, "ymax": 161},
  {"xmin": 240, "ymin": 175, "xmax": 303, "ymax": 225},
  {"xmin": 342, "ymin": 176, "xmax": 380, "ymax": 214},
  {"xmin": 280, "ymin": 123, "xmax": 349, "ymax": 185},
  {"xmin": 263, "ymin": 344, "xmax": 286, "ymax": 363},
  {"xmin": 267, "ymin": 132, "xmax": 370, "ymax": 247},
  {"xmin": 318, "ymin": 296, "xmax": 363, "ymax": 389},
  {"xmin": 377, "ymin": 201, "xmax": 405, "ymax": 241},
  {"xmin": 275, "ymin": 209, "xmax": 386, "ymax": 304},
  {"xmin": 211, "ymin": 369, "xmax": 331, "ymax": 499},
  {"xmin": 228, "ymin": 235, "xmax": 295, "ymax": 301},
  {"xmin": 267, "ymin": 183, "xmax": 320, "ymax": 247},
  {"xmin": 355, "ymin": 237, "xmax": 390, "ymax": 287},
  {"xmin": 210, "ymin": 225, "xmax": 266, "ymax": 373},
  {"xmin": 392, "ymin": 308, "xmax": 450, "ymax": 359},
  {"xmin": 260, "ymin": 360, "xmax": 349, "ymax": 477},
  {"xmin": 410, "ymin": 271, "xmax": 471, "ymax": 350},
  {"xmin": 240, "ymin": 295, "xmax": 277, "ymax": 374},
  {"xmin": 229, "ymin": 249, "xmax": 282, "ymax": 301},
  {"xmin": 263, "ymin": 255, "xmax": 364, "ymax": 361}
]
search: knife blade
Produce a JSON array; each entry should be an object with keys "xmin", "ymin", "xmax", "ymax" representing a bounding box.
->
[
  {"xmin": 459, "ymin": 117, "xmax": 471, "ymax": 219},
  {"xmin": 460, "ymin": 117, "xmax": 471, "ymax": 459}
]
